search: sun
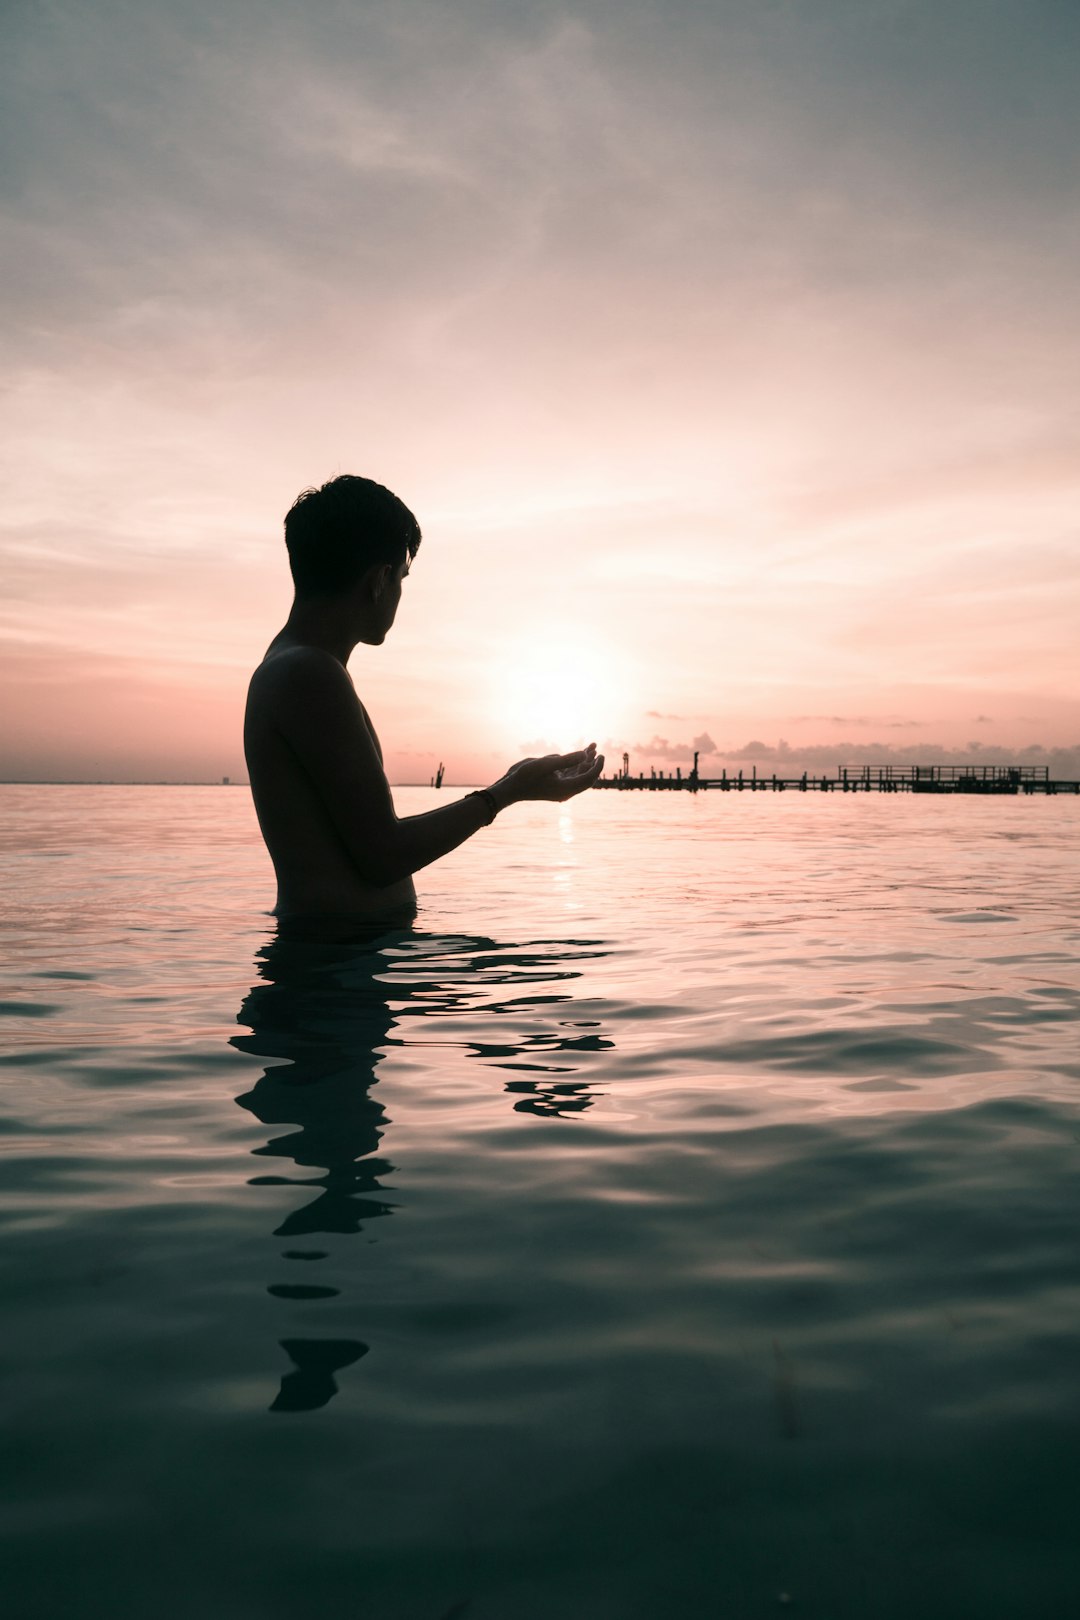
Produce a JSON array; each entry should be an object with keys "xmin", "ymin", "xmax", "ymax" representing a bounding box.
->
[{"xmin": 492, "ymin": 632, "xmax": 625, "ymax": 752}]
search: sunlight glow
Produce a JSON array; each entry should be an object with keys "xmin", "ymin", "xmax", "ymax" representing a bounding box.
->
[{"xmin": 492, "ymin": 633, "xmax": 626, "ymax": 752}]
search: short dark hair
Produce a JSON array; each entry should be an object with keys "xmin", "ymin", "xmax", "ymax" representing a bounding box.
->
[{"xmin": 284, "ymin": 475, "xmax": 422, "ymax": 596}]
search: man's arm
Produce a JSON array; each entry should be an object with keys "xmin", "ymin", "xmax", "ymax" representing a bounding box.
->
[{"xmin": 271, "ymin": 648, "xmax": 603, "ymax": 887}]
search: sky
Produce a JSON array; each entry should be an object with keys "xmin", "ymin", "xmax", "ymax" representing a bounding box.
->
[{"xmin": 3, "ymin": 0, "xmax": 1079, "ymax": 783}]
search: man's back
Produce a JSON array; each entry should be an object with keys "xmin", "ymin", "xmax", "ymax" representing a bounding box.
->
[{"xmin": 244, "ymin": 640, "xmax": 417, "ymax": 920}]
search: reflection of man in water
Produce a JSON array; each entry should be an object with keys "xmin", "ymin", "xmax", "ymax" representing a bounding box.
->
[
  {"xmin": 233, "ymin": 926, "xmax": 613, "ymax": 1410},
  {"xmin": 232, "ymin": 927, "xmax": 399, "ymax": 1411},
  {"xmin": 244, "ymin": 475, "xmax": 605, "ymax": 921}
]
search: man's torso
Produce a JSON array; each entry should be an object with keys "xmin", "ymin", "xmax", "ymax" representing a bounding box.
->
[{"xmin": 244, "ymin": 644, "xmax": 417, "ymax": 919}]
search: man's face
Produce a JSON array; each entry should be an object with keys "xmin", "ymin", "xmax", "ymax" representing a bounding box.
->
[
  {"xmin": 351, "ymin": 555, "xmax": 412, "ymax": 645},
  {"xmin": 380, "ymin": 557, "xmax": 410, "ymax": 635}
]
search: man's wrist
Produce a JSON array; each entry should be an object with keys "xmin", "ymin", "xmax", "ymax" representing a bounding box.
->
[
  {"xmin": 468, "ymin": 787, "xmax": 500, "ymax": 824},
  {"xmin": 487, "ymin": 778, "xmax": 515, "ymax": 813}
]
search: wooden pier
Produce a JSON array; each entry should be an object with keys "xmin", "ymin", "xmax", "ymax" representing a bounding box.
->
[{"xmin": 596, "ymin": 763, "xmax": 1079, "ymax": 795}]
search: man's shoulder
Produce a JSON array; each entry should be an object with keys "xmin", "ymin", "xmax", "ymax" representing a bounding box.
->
[
  {"xmin": 247, "ymin": 644, "xmax": 362, "ymax": 730},
  {"xmin": 251, "ymin": 643, "xmax": 352, "ymax": 695},
  {"xmin": 246, "ymin": 640, "xmax": 384, "ymax": 772}
]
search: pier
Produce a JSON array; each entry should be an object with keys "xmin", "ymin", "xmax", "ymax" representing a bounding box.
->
[{"xmin": 596, "ymin": 761, "xmax": 1078, "ymax": 795}]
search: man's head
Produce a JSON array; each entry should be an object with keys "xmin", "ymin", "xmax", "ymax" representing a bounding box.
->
[{"xmin": 284, "ymin": 475, "xmax": 422, "ymax": 645}]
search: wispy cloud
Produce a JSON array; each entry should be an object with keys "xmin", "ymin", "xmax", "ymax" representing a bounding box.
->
[{"xmin": 793, "ymin": 715, "xmax": 926, "ymax": 729}]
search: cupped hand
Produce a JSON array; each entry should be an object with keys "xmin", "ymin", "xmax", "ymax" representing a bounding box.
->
[{"xmin": 496, "ymin": 742, "xmax": 605, "ymax": 805}]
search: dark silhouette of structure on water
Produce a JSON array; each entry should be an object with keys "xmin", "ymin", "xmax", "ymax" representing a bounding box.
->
[
  {"xmin": 598, "ymin": 760, "xmax": 1078, "ymax": 795},
  {"xmin": 430, "ymin": 760, "xmax": 445, "ymax": 788}
]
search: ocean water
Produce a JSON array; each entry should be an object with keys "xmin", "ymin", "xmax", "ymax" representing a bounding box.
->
[{"xmin": 2, "ymin": 782, "xmax": 1079, "ymax": 1620}]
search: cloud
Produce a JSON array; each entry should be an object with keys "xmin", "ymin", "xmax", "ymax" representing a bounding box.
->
[
  {"xmin": 631, "ymin": 735, "xmax": 693, "ymax": 762},
  {"xmin": 628, "ymin": 731, "xmax": 717, "ymax": 762},
  {"xmin": 2, "ymin": 1, "xmax": 1079, "ymax": 778},
  {"xmin": 716, "ymin": 738, "xmax": 1080, "ymax": 778},
  {"xmin": 793, "ymin": 714, "xmax": 926, "ymax": 729}
]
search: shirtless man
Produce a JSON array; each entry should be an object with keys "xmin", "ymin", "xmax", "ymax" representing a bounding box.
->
[{"xmin": 244, "ymin": 475, "xmax": 605, "ymax": 920}]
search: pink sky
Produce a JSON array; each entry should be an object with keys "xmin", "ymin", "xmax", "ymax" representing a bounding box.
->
[{"xmin": 3, "ymin": 1, "xmax": 1078, "ymax": 782}]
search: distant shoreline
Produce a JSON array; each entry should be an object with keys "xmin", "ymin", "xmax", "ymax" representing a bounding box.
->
[
  {"xmin": 0, "ymin": 780, "xmax": 476, "ymax": 789},
  {"xmin": 2, "ymin": 777, "xmax": 1078, "ymax": 789}
]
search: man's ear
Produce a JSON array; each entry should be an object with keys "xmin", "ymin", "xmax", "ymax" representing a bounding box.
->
[{"xmin": 369, "ymin": 562, "xmax": 392, "ymax": 600}]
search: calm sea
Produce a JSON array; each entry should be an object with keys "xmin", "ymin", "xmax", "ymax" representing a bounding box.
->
[{"xmin": 2, "ymin": 783, "xmax": 1079, "ymax": 1619}]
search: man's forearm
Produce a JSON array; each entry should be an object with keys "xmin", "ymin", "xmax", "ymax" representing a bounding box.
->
[
  {"xmin": 374, "ymin": 783, "xmax": 510, "ymax": 886},
  {"xmin": 357, "ymin": 747, "xmax": 598, "ymax": 887}
]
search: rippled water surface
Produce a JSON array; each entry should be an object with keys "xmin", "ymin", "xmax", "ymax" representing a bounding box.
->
[{"xmin": 3, "ymin": 783, "xmax": 1080, "ymax": 1619}]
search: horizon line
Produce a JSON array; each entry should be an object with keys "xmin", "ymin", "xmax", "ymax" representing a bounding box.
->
[{"xmin": 3, "ymin": 769, "xmax": 1080, "ymax": 787}]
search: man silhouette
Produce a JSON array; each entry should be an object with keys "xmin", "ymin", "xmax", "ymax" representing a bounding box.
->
[{"xmin": 244, "ymin": 475, "xmax": 604, "ymax": 919}]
